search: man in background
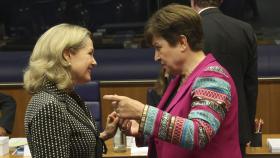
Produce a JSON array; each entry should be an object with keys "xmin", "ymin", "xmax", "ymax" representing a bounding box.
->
[
  {"xmin": 0, "ymin": 93, "xmax": 16, "ymax": 136},
  {"xmin": 191, "ymin": 0, "xmax": 258, "ymax": 156}
]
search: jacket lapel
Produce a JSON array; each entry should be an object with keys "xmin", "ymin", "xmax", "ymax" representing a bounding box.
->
[
  {"xmin": 65, "ymin": 93, "xmax": 99, "ymax": 134},
  {"xmin": 43, "ymin": 81, "xmax": 98, "ymax": 134},
  {"xmin": 157, "ymin": 76, "xmax": 180, "ymax": 110},
  {"xmin": 165, "ymin": 75, "xmax": 194, "ymax": 112}
]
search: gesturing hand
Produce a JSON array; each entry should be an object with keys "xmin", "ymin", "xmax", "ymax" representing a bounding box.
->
[
  {"xmin": 100, "ymin": 111, "xmax": 119, "ymax": 140},
  {"xmin": 103, "ymin": 95, "xmax": 145, "ymax": 120},
  {"xmin": 118, "ymin": 119, "xmax": 140, "ymax": 137}
]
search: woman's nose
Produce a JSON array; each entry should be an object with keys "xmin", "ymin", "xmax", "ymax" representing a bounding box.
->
[{"xmin": 154, "ymin": 51, "xmax": 160, "ymax": 61}]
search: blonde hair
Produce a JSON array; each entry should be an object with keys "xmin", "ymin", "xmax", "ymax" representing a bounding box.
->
[{"xmin": 24, "ymin": 23, "xmax": 92, "ymax": 93}]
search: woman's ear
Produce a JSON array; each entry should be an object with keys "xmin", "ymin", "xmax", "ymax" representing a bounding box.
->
[
  {"xmin": 63, "ymin": 49, "xmax": 71, "ymax": 63},
  {"xmin": 178, "ymin": 35, "xmax": 189, "ymax": 51}
]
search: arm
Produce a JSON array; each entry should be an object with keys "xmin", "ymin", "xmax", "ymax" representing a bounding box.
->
[
  {"xmin": 100, "ymin": 111, "xmax": 119, "ymax": 141},
  {"xmin": 103, "ymin": 71, "xmax": 232, "ymax": 149},
  {"xmin": 0, "ymin": 93, "xmax": 16, "ymax": 134},
  {"xmin": 27, "ymin": 101, "xmax": 71, "ymax": 157},
  {"xmin": 244, "ymin": 30, "xmax": 258, "ymax": 134},
  {"xmin": 140, "ymin": 75, "xmax": 231, "ymax": 149}
]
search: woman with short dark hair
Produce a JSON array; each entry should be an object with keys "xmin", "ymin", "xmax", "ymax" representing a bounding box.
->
[{"xmin": 104, "ymin": 4, "xmax": 241, "ymax": 158}]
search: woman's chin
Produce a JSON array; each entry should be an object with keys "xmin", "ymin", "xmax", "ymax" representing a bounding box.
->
[{"xmin": 76, "ymin": 78, "xmax": 91, "ymax": 85}]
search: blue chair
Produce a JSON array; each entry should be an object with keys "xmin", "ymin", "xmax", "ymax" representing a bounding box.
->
[
  {"xmin": 257, "ymin": 45, "xmax": 280, "ymax": 77},
  {"xmin": 74, "ymin": 81, "xmax": 102, "ymax": 131}
]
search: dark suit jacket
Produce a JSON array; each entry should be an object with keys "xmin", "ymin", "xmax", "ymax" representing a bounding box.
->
[
  {"xmin": 0, "ymin": 93, "xmax": 16, "ymax": 133},
  {"xmin": 200, "ymin": 8, "xmax": 258, "ymax": 145},
  {"xmin": 220, "ymin": 0, "xmax": 245, "ymax": 19},
  {"xmin": 24, "ymin": 81, "xmax": 102, "ymax": 158}
]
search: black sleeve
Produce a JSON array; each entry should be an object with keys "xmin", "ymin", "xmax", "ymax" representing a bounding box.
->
[
  {"xmin": 0, "ymin": 93, "xmax": 16, "ymax": 133},
  {"xmin": 244, "ymin": 30, "xmax": 258, "ymax": 134}
]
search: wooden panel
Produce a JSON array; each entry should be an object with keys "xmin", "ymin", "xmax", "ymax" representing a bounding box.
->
[
  {"xmin": 256, "ymin": 81, "xmax": 280, "ymax": 133},
  {"xmin": 0, "ymin": 88, "xmax": 31, "ymax": 137},
  {"xmin": 269, "ymin": 83, "xmax": 280, "ymax": 133},
  {"xmin": 0, "ymin": 80, "xmax": 280, "ymax": 137}
]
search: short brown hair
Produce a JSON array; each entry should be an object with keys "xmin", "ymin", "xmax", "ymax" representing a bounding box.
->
[
  {"xmin": 193, "ymin": 0, "xmax": 222, "ymax": 8},
  {"xmin": 144, "ymin": 4, "xmax": 203, "ymax": 51}
]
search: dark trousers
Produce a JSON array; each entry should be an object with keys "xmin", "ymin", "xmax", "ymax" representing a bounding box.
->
[{"xmin": 240, "ymin": 143, "xmax": 246, "ymax": 158}]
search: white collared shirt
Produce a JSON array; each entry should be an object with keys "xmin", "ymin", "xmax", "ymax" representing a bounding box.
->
[{"xmin": 198, "ymin": 7, "xmax": 217, "ymax": 14}]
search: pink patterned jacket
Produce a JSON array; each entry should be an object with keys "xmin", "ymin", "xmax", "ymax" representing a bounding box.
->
[{"xmin": 142, "ymin": 54, "xmax": 241, "ymax": 158}]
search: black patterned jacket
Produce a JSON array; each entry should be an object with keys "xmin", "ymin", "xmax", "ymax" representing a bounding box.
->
[{"xmin": 25, "ymin": 81, "xmax": 101, "ymax": 158}]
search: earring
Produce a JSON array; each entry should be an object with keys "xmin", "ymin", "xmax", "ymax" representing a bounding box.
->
[{"xmin": 68, "ymin": 62, "xmax": 71, "ymax": 66}]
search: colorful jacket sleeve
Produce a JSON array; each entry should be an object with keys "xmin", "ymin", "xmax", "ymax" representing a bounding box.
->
[{"xmin": 141, "ymin": 66, "xmax": 232, "ymax": 149}]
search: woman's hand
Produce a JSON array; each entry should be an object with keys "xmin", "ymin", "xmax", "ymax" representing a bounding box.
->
[
  {"xmin": 103, "ymin": 95, "xmax": 145, "ymax": 119},
  {"xmin": 119, "ymin": 119, "xmax": 140, "ymax": 137},
  {"xmin": 100, "ymin": 111, "xmax": 119, "ymax": 140}
]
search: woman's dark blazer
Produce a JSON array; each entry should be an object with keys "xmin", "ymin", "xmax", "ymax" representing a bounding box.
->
[{"xmin": 25, "ymin": 81, "xmax": 100, "ymax": 158}]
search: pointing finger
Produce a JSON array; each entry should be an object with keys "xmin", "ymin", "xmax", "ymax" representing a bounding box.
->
[{"xmin": 103, "ymin": 95, "xmax": 123, "ymax": 101}]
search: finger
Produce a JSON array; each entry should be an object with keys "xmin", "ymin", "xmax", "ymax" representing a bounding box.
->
[
  {"xmin": 113, "ymin": 116, "xmax": 120, "ymax": 124},
  {"xmin": 127, "ymin": 120, "xmax": 132, "ymax": 129},
  {"xmin": 112, "ymin": 101, "xmax": 118, "ymax": 109},
  {"xmin": 118, "ymin": 118, "xmax": 124, "ymax": 126},
  {"xmin": 107, "ymin": 115, "xmax": 114, "ymax": 123},
  {"xmin": 103, "ymin": 95, "xmax": 123, "ymax": 101},
  {"xmin": 107, "ymin": 115, "xmax": 112, "ymax": 123},
  {"xmin": 109, "ymin": 110, "xmax": 117, "ymax": 118},
  {"xmin": 122, "ymin": 119, "xmax": 130, "ymax": 129},
  {"xmin": 115, "ymin": 108, "xmax": 120, "ymax": 114},
  {"xmin": 112, "ymin": 101, "xmax": 118, "ymax": 106},
  {"xmin": 110, "ymin": 111, "xmax": 117, "ymax": 117},
  {"xmin": 107, "ymin": 112, "xmax": 119, "ymax": 124},
  {"xmin": 131, "ymin": 120, "xmax": 139, "ymax": 126},
  {"xmin": 115, "ymin": 112, "xmax": 120, "ymax": 118}
]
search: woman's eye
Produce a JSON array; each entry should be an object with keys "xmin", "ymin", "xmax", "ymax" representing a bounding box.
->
[{"xmin": 155, "ymin": 46, "xmax": 161, "ymax": 50}]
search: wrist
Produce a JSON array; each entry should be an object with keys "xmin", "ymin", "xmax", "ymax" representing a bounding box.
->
[
  {"xmin": 100, "ymin": 131, "xmax": 110, "ymax": 141},
  {"xmin": 138, "ymin": 105, "xmax": 149, "ymax": 134},
  {"xmin": 137, "ymin": 104, "xmax": 146, "ymax": 119}
]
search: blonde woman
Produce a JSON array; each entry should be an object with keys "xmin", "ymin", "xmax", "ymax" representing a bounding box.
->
[{"xmin": 24, "ymin": 23, "xmax": 119, "ymax": 158}]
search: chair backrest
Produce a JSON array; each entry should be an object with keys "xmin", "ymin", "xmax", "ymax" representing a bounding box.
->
[
  {"xmin": 74, "ymin": 81, "xmax": 102, "ymax": 131},
  {"xmin": 258, "ymin": 45, "xmax": 280, "ymax": 77}
]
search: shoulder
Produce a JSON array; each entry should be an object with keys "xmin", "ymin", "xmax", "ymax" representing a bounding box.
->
[
  {"xmin": 218, "ymin": 13, "xmax": 254, "ymax": 33},
  {"xmin": 25, "ymin": 91, "xmax": 66, "ymax": 120},
  {"xmin": 202, "ymin": 10, "xmax": 253, "ymax": 31},
  {"xmin": 192, "ymin": 65, "xmax": 234, "ymax": 108},
  {"xmin": 230, "ymin": 17, "xmax": 253, "ymax": 31},
  {"xmin": 0, "ymin": 93, "xmax": 15, "ymax": 103},
  {"xmin": 192, "ymin": 64, "xmax": 234, "ymax": 92},
  {"xmin": 202, "ymin": 65, "xmax": 231, "ymax": 80},
  {"xmin": 196, "ymin": 65, "xmax": 231, "ymax": 83},
  {"xmin": 30, "ymin": 91, "xmax": 61, "ymax": 107}
]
